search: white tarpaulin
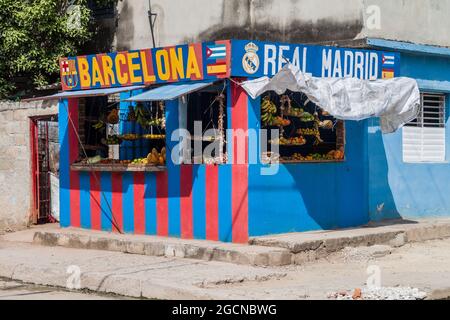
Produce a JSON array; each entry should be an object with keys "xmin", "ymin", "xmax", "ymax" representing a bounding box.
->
[{"xmin": 241, "ymin": 64, "xmax": 421, "ymax": 133}]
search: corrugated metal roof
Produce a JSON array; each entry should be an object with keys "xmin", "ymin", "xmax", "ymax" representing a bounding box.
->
[
  {"xmin": 22, "ymin": 85, "xmax": 146, "ymax": 102},
  {"xmin": 125, "ymin": 81, "xmax": 215, "ymax": 102}
]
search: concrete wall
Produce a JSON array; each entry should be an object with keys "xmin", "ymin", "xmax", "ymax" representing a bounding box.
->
[
  {"xmin": 114, "ymin": 0, "xmax": 450, "ymax": 51},
  {"xmin": 0, "ymin": 100, "xmax": 58, "ymax": 231}
]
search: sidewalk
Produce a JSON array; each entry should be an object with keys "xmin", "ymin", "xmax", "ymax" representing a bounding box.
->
[
  {"xmin": 2, "ymin": 230, "xmax": 450, "ymax": 299},
  {"xmin": 0, "ymin": 241, "xmax": 287, "ymax": 300},
  {"xmin": 12, "ymin": 218, "xmax": 450, "ymax": 267}
]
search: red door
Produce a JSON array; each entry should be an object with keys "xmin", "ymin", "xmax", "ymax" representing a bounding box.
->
[{"xmin": 30, "ymin": 115, "xmax": 58, "ymax": 224}]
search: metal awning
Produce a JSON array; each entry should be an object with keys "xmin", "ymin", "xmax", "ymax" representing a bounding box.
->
[
  {"xmin": 416, "ymin": 79, "xmax": 450, "ymax": 93},
  {"xmin": 125, "ymin": 81, "xmax": 215, "ymax": 102},
  {"xmin": 22, "ymin": 85, "xmax": 146, "ymax": 102}
]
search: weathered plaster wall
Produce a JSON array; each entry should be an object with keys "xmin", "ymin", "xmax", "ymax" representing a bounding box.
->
[
  {"xmin": 0, "ymin": 100, "xmax": 58, "ymax": 231},
  {"xmin": 114, "ymin": 0, "xmax": 450, "ymax": 51},
  {"xmin": 364, "ymin": 0, "xmax": 450, "ymax": 48}
]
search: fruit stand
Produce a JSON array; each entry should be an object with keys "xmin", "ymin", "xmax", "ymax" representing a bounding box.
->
[
  {"xmin": 69, "ymin": 99, "xmax": 168, "ymax": 172},
  {"xmin": 45, "ymin": 39, "xmax": 401, "ymax": 243},
  {"xmin": 261, "ymin": 92, "xmax": 345, "ymax": 163}
]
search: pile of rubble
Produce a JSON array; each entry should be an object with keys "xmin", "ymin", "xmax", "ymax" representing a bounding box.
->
[{"xmin": 328, "ymin": 287, "xmax": 427, "ymax": 300}]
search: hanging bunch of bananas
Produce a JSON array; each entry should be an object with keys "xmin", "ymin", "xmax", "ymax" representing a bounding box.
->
[
  {"xmin": 93, "ymin": 110, "xmax": 106, "ymax": 130},
  {"xmin": 92, "ymin": 120, "xmax": 106, "ymax": 130},
  {"xmin": 261, "ymin": 96, "xmax": 277, "ymax": 126},
  {"xmin": 135, "ymin": 103, "xmax": 149, "ymax": 127},
  {"xmin": 127, "ymin": 105, "xmax": 136, "ymax": 122}
]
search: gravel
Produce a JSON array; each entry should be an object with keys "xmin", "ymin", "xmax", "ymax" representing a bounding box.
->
[
  {"xmin": 338, "ymin": 245, "xmax": 394, "ymax": 262},
  {"xmin": 328, "ymin": 287, "xmax": 427, "ymax": 300}
]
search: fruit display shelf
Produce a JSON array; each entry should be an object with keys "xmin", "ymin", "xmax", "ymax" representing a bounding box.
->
[
  {"xmin": 279, "ymin": 158, "xmax": 346, "ymax": 164},
  {"xmin": 270, "ymin": 143, "xmax": 307, "ymax": 147},
  {"xmin": 70, "ymin": 163, "xmax": 167, "ymax": 172}
]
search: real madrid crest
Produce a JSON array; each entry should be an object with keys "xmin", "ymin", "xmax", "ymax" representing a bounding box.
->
[{"xmin": 242, "ymin": 42, "xmax": 260, "ymax": 74}]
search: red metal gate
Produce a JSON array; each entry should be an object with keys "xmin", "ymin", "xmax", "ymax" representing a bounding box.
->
[{"xmin": 30, "ymin": 115, "xmax": 58, "ymax": 224}]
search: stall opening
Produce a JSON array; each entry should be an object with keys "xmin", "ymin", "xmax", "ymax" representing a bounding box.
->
[{"xmin": 261, "ymin": 90, "xmax": 345, "ymax": 163}]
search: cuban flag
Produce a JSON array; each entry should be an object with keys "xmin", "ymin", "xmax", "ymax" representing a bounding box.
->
[
  {"xmin": 206, "ymin": 44, "xmax": 227, "ymax": 60},
  {"xmin": 382, "ymin": 54, "xmax": 395, "ymax": 66}
]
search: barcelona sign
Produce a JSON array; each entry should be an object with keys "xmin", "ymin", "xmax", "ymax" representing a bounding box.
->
[{"xmin": 59, "ymin": 40, "xmax": 231, "ymax": 91}]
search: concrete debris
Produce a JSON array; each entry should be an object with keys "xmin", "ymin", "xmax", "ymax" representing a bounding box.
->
[
  {"xmin": 328, "ymin": 287, "xmax": 427, "ymax": 300},
  {"xmin": 195, "ymin": 273, "xmax": 287, "ymax": 288},
  {"xmin": 338, "ymin": 245, "xmax": 393, "ymax": 262}
]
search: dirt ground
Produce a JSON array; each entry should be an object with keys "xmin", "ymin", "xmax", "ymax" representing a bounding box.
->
[{"xmin": 200, "ymin": 239, "xmax": 450, "ymax": 300}]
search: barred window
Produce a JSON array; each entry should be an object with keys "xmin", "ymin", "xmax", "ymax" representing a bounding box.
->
[{"xmin": 403, "ymin": 93, "xmax": 446, "ymax": 163}]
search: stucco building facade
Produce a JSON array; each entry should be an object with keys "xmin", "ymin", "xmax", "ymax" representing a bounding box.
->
[{"xmin": 112, "ymin": 0, "xmax": 450, "ymax": 50}]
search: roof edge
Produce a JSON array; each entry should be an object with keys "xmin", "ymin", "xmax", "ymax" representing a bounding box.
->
[{"xmin": 366, "ymin": 38, "xmax": 450, "ymax": 57}]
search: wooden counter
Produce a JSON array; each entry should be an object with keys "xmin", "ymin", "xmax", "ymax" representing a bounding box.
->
[{"xmin": 70, "ymin": 163, "xmax": 167, "ymax": 172}]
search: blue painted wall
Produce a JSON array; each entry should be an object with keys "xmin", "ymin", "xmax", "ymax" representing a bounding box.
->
[
  {"xmin": 248, "ymin": 106, "xmax": 369, "ymax": 237},
  {"xmin": 248, "ymin": 49, "xmax": 450, "ymax": 236},
  {"xmin": 369, "ymin": 52, "xmax": 450, "ymax": 221}
]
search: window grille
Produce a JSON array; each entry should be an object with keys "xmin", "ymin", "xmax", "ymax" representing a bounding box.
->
[{"xmin": 403, "ymin": 93, "xmax": 446, "ymax": 163}]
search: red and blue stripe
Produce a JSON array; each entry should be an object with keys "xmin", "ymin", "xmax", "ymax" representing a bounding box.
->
[{"xmin": 58, "ymin": 80, "xmax": 251, "ymax": 243}]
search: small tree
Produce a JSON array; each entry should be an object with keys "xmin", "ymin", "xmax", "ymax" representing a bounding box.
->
[{"xmin": 0, "ymin": 0, "xmax": 113, "ymax": 99}]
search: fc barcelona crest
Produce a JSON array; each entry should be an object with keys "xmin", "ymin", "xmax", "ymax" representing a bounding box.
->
[{"xmin": 60, "ymin": 59, "xmax": 79, "ymax": 89}]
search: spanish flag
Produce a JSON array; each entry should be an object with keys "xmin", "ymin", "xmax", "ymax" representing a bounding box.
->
[
  {"xmin": 207, "ymin": 63, "xmax": 227, "ymax": 76},
  {"xmin": 382, "ymin": 69, "xmax": 394, "ymax": 79}
]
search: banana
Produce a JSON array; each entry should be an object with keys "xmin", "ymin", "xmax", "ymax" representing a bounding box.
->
[
  {"xmin": 262, "ymin": 104, "xmax": 270, "ymax": 112},
  {"xmin": 92, "ymin": 120, "xmax": 105, "ymax": 130}
]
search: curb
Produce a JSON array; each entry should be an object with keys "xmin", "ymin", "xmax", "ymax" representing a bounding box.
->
[
  {"xmin": 31, "ymin": 220, "xmax": 450, "ymax": 266},
  {"xmin": 249, "ymin": 221, "xmax": 450, "ymax": 264},
  {"xmin": 33, "ymin": 229, "xmax": 293, "ymax": 267}
]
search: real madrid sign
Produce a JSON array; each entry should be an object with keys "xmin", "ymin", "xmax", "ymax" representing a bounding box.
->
[
  {"xmin": 231, "ymin": 39, "xmax": 400, "ymax": 80},
  {"xmin": 60, "ymin": 40, "xmax": 400, "ymax": 91}
]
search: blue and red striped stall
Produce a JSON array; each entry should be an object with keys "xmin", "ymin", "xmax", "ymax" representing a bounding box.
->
[{"xmin": 56, "ymin": 40, "xmax": 400, "ymax": 243}]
